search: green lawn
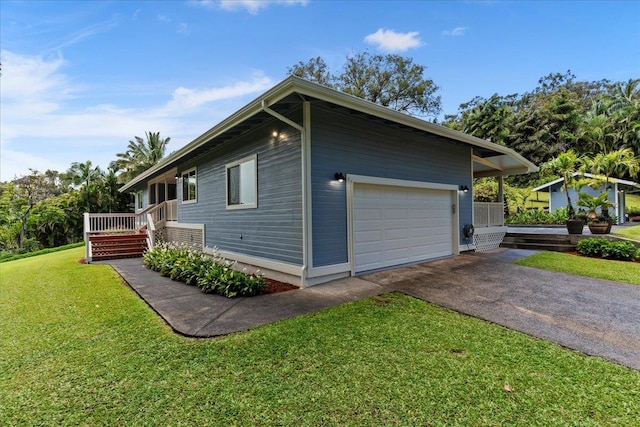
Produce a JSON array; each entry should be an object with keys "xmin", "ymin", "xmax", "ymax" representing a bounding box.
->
[
  {"xmin": 515, "ymin": 251, "xmax": 640, "ymax": 285},
  {"xmin": 627, "ymin": 193, "xmax": 640, "ymax": 213},
  {"xmin": 2, "ymin": 248, "xmax": 639, "ymax": 425},
  {"xmin": 613, "ymin": 224, "xmax": 640, "ymax": 241}
]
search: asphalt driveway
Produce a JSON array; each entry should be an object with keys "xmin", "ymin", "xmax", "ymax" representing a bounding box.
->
[{"xmin": 362, "ymin": 249, "xmax": 640, "ymax": 371}]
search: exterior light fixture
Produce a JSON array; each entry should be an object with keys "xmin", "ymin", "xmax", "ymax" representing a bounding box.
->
[
  {"xmin": 335, "ymin": 172, "xmax": 346, "ymax": 182},
  {"xmin": 459, "ymin": 185, "xmax": 469, "ymax": 193},
  {"xmin": 175, "ymin": 173, "xmax": 180, "ymax": 180},
  {"xmin": 272, "ymin": 131, "xmax": 279, "ymax": 138}
]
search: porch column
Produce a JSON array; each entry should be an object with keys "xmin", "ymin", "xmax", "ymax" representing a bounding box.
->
[{"xmin": 497, "ymin": 176, "xmax": 504, "ymax": 203}]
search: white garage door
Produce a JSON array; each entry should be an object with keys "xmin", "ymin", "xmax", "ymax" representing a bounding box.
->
[{"xmin": 353, "ymin": 183, "xmax": 454, "ymax": 274}]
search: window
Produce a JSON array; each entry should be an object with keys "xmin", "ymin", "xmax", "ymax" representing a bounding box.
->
[
  {"xmin": 136, "ymin": 191, "xmax": 143, "ymax": 210},
  {"xmin": 226, "ymin": 155, "xmax": 257, "ymax": 209},
  {"xmin": 181, "ymin": 168, "xmax": 197, "ymax": 203},
  {"xmin": 149, "ymin": 183, "xmax": 156, "ymax": 205}
]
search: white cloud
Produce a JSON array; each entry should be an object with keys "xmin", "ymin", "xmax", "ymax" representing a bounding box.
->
[
  {"xmin": 158, "ymin": 15, "xmax": 171, "ymax": 23},
  {"xmin": 0, "ymin": 50, "xmax": 276, "ymax": 180},
  {"xmin": 191, "ymin": 0, "xmax": 308, "ymax": 14},
  {"xmin": 162, "ymin": 74, "xmax": 274, "ymax": 114},
  {"xmin": 364, "ymin": 28, "xmax": 423, "ymax": 53},
  {"xmin": 177, "ymin": 23, "xmax": 189, "ymax": 34},
  {"xmin": 442, "ymin": 26, "xmax": 468, "ymax": 37}
]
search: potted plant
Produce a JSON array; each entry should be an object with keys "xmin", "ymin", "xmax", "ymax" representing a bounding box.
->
[
  {"xmin": 542, "ymin": 151, "xmax": 584, "ymax": 234},
  {"xmin": 577, "ymin": 191, "xmax": 615, "ymax": 234}
]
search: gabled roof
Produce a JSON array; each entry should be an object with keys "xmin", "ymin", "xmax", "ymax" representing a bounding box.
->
[
  {"xmin": 532, "ymin": 172, "xmax": 640, "ymax": 192},
  {"xmin": 121, "ymin": 76, "xmax": 538, "ymax": 192}
]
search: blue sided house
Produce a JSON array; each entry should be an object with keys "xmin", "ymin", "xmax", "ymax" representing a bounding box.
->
[{"xmin": 107, "ymin": 77, "xmax": 537, "ymax": 286}]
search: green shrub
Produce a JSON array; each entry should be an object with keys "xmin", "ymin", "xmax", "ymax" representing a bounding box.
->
[
  {"xmin": 577, "ymin": 238, "xmax": 639, "ymax": 261},
  {"xmin": 215, "ymin": 265, "xmax": 267, "ymax": 298},
  {"xmin": 505, "ymin": 208, "xmax": 567, "ymax": 225},
  {"xmin": 144, "ymin": 243, "xmax": 267, "ymax": 298},
  {"xmin": 576, "ymin": 238, "xmax": 610, "ymax": 257},
  {"xmin": 602, "ymin": 241, "xmax": 638, "ymax": 261}
]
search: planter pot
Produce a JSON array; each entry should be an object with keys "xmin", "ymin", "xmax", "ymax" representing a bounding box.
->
[
  {"xmin": 588, "ymin": 223, "xmax": 610, "ymax": 234},
  {"xmin": 566, "ymin": 219, "xmax": 585, "ymax": 235}
]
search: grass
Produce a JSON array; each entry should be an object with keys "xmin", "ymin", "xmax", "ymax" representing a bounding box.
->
[
  {"xmin": 2, "ymin": 248, "xmax": 639, "ymax": 425},
  {"xmin": 613, "ymin": 224, "xmax": 640, "ymax": 241},
  {"xmin": 627, "ymin": 193, "xmax": 640, "ymax": 213},
  {"xmin": 0, "ymin": 242, "xmax": 85, "ymax": 263},
  {"xmin": 515, "ymin": 251, "xmax": 640, "ymax": 285}
]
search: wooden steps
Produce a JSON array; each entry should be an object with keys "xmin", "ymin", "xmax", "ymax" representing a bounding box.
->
[
  {"xmin": 500, "ymin": 233, "xmax": 582, "ymax": 252},
  {"xmin": 90, "ymin": 233, "xmax": 147, "ymax": 261}
]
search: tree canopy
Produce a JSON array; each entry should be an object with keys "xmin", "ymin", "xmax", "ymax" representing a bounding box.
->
[{"xmin": 288, "ymin": 52, "xmax": 442, "ymax": 118}]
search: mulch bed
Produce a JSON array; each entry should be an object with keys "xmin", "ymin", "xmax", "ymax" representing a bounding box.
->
[
  {"xmin": 262, "ymin": 278, "xmax": 299, "ymax": 294},
  {"xmin": 80, "ymin": 258, "xmax": 300, "ymax": 293}
]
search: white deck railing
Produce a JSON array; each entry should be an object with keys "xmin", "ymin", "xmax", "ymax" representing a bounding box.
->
[
  {"xmin": 83, "ymin": 200, "xmax": 178, "ymax": 262},
  {"xmin": 474, "ymin": 202, "xmax": 504, "ymax": 228}
]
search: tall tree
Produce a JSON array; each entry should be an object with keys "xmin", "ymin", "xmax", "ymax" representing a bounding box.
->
[
  {"xmin": 287, "ymin": 52, "xmax": 441, "ymax": 118},
  {"xmin": 540, "ymin": 150, "xmax": 582, "ymax": 219},
  {"xmin": 115, "ymin": 131, "xmax": 170, "ymax": 183},
  {"xmin": 65, "ymin": 160, "xmax": 103, "ymax": 212}
]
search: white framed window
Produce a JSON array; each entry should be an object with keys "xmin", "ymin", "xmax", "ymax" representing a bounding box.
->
[
  {"xmin": 136, "ymin": 191, "xmax": 143, "ymax": 210},
  {"xmin": 181, "ymin": 168, "xmax": 197, "ymax": 204},
  {"xmin": 226, "ymin": 155, "xmax": 257, "ymax": 209}
]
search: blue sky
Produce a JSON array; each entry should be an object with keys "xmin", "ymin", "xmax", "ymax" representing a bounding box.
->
[{"xmin": 1, "ymin": 0, "xmax": 639, "ymax": 181}]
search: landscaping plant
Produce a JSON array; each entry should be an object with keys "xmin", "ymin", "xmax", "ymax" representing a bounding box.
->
[
  {"xmin": 143, "ymin": 243, "xmax": 267, "ymax": 297},
  {"xmin": 576, "ymin": 238, "xmax": 639, "ymax": 261}
]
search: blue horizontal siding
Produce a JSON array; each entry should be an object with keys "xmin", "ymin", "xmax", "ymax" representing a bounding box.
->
[
  {"xmin": 177, "ymin": 120, "xmax": 304, "ymax": 265},
  {"xmin": 310, "ymin": 105, "xmax": 472, "ymax": 267}
]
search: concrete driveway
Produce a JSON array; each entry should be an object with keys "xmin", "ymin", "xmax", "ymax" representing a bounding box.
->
[{"xmin": 363, "ymin": 249, "xmax": 640, "ymax": 371}]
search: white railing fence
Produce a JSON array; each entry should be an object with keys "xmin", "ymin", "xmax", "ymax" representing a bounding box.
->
[
  {"xmin": 83, "ymin": 200, "xmax": 177, "ymax": 261},
  {"xmin": 474, "ymin": 202, "xmax": 504, "ymax": 228}
]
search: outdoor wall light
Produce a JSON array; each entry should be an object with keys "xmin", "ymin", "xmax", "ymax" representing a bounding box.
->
[
  {"xmin": 459, "ymin": 185, "xmax": 469, "ymax": 193},
  {"xmin": 335, "ymin": 172, "xmax": 346, "ymax": 182},
  {"xmin": 175, "ymin": 173, "xmax": 180, "ymax": 180},
  {"xmin": 272, "ymin": 131, "xmax": 279, "ymax": 138}
]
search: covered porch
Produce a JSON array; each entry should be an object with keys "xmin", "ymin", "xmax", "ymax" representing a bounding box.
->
[{"xmin": 471, "ymin": 148, "xmax": 534, "ymax": 251}]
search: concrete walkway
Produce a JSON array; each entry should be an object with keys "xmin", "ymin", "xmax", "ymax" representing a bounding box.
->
[
  {"xmin": 105, "ymin": 249, "xmax": 640, "ymax": 370},
  {"xmin": 105, "ymin": 258, "xmax": 385, "ymax": 337}
]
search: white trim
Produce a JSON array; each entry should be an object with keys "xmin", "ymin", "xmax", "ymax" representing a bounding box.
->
[
  {"xmin": 347, "ymin": 174, "xmax": 458, "ymax": 191},
  {"xmin": 180, "ymin": 167, "xmax": 198, "ymax": 204},
  {"xmin": 136, "ymin": 190, "xmax": 144, "ymax": 211},
  {"xmin": 302, "ymin": 101, "xmax": 312, "ymax": 285},
  {"xmin": 204, "ymin": 247, "xmax": 304, "ymax": 277},
  {"xmin": 347, "ymin": 175, "xmax": 459, "ymax": 275},
  {"xmin": 306, "ymin": 263, "xmax": 351, "ymax": 278},
  {"xmin": 225, "ymin": 154, "xmax": 258, "ymax": 210},
  {"xmin": 165, "ymin": 222, "xmax": 203, "ymax": 230},
  {"xmin": 533, "ymin": 172, "xmax": 640, "ymax": 192}
]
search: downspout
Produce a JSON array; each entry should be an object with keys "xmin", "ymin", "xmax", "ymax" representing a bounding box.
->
[{"xmin": 261, "ymin": 100, "xmax": 310, "ymax": 286}]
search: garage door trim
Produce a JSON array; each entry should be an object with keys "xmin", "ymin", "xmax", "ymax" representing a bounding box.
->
[{"xmin": 346, "ymin": 174, "xmax": 460, "ymax": 275}]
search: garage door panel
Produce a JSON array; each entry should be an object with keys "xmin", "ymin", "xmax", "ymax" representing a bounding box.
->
[
  {"xmin": 355, "ymin": 230, "xmax": 383, "ymax": 242},
  {"xmin": 353, "ymin": 183, "xmax": 454, "ymax": 274}
]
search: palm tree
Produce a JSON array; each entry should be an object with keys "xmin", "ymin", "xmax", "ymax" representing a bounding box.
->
[
  {"xmin": 541, "ymin": 150, "xmax": 582, "ymax": 219},
  {"xmin": 115, "ymin": 132, "xmax": 170, "ymax": 183},
  {"xmin": 66, "ymin": 160, "xmax": 103, "ymax": 212},
  {"xmin": 586, "ymin": 148, "xmax": 640, "ymax": 219}
]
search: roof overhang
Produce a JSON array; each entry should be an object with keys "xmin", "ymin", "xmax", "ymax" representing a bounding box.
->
[
  {"xmin": 121, "ymin": 76, "xmax": 538, "ymax": 192},
  {"xmin": 532, "ymin": 172, "xmax": 640, "ymax": 192}
]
